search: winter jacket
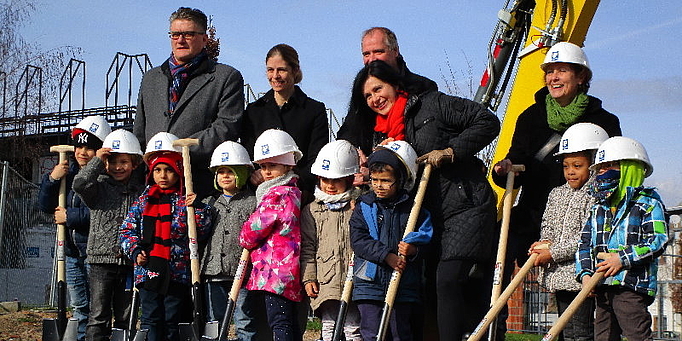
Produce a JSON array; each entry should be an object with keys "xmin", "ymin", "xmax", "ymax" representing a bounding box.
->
[
  {"xmin": 133, "ymin": 57, "xmax": 245, "ymax": 197},
  {"xmin": 200, "ymin": 189, "xmax": 256, "ymax": 278},
  {"xmin": 407, "ymin": 90, "xmax": 499, "ymax": 261},
  {"xmin": 537, "ymin": 183, "xmax": 595, "ymax": 292},
  {"xmin": 300, "ymin": 199, "xmax": 355, "ymax": 311},
  {"xmin": 576, "ymin": 186, "xmax": 668, "ymax": 296},
  {"xmin": 38, "ymin": 161, "xmax": 89, "ymax": 258},
  {"xmin": 492, "ymin": 87, "xmax": 621, "ymax": 236},
  {"xmin": 73, "ymin": 157, "xmax": 146, "ymax": 265},
  {"xmin": 350, "ymin": 191, "xmax": 433, "ymax": 303},
  {"xmin": 241, "ymin": 86, "xmax": 329, "ymax": 193},
  {"xmin": 120, "ymin": 186, "xmax": 211, "ymax": 286},
  {"xmin": 239, "ymin": 174, "xmax": 302, "ymax": 302}
]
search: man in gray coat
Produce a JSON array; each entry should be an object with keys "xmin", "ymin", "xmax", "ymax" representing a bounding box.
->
[{"xmin": 133, "ymin": 7, "xmax": 244, "ymax": 198}]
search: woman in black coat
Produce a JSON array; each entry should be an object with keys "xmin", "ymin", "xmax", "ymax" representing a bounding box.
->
[
  {"xmin": 241, "ymin": 44, "xmax": 329, "ymax": 198},
  {"xmin": 338, "ymin": 60, "xmax": 500, "ymax": 340}
]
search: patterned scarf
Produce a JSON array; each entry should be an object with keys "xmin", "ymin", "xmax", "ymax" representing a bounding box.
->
[
  {"xmin": 374, "ymin": 91, "xmax": 408, "ymax": 140},
  {"xmin": 545, "ymin": 92, "xmax": 589, "ymax": 132},
  {"xmin": 588, "ymin": 169, "xmax": 620, "ymax": 202},
  {"xmin": 168, "ymin": 51, "xmax": 207, "ymax": 116},
  {"xmin": 140, "ymin": 184, "xmax": 180, "ymax": 294}
]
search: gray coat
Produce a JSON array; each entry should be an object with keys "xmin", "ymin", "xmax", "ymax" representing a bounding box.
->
[
  {"xmin": 73, "ymin": 157, "xmax": 146, "ymax": 265},
  {"xmin": 133, "ymin": 58, "xmax": 245, "ymax": 196},
  {"xmin": 200, "ymin": 189, "xmax": 256, "ymax": 278}
]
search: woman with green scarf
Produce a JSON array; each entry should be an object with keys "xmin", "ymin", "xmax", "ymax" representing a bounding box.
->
[
  {"xmin": 577, "ymin": 136, "xmax": 667, "ymax": 341},
  {"xmin": 490, "ymin": 42, "xmax": 622, "ymax": 339}
]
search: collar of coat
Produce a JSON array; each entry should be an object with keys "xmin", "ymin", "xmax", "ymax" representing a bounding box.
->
[{"xmin": 260, "ymin": 86, "xmax": 308, "ymax": 108}]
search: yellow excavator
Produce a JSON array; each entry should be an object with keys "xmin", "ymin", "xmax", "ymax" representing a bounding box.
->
[{"xmin": 476, "ymin": 0, "xmax": 601, "ymax": 207}]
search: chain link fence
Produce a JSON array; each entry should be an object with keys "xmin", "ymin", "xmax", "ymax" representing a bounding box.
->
[{"xmin": 0, "ymin": 160, "xmax": 55, "ymax": 306}]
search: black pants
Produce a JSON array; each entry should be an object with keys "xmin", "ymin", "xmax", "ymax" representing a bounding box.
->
[{"xmin": 555, "ymin": 290, "xmax": 595, "ymax": 341}]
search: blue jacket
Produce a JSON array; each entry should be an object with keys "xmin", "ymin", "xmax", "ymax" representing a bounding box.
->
[
  {"xmin": 350, "ymin": 190, "xmax": 432, "ymax": 303},
  {"xmin": 38, "ymin": 161, "xmax": 89, "ymax": 258},
  {"xmin": 576, "ymin": 186, "xmax": 668, "ymax": 296}
]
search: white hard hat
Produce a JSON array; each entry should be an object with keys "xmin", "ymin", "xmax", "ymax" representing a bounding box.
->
[
  {"xmin": 591, "ymin": 136, "xmax": 653, "ymax": 177},
  {"xmin": 253, "ymin": 129, "xmax": 303, "ymax": 164},
  {"xmin": 311, "ymin": 140, "xmax": 359, "ymax": 179},
  {"xmin": 144, "ymin": 132, "xmax": 181, "ymax": 161},
  {"xmin": 555, "ymin": 123, "xmax": 609, "ymax": 156},
  {"xmin": 376, "ymin": 140, "xmax": 418, "ymax": 191},
  {"xmin": 541, "ymin": 42, "xmax": 591, "ymax": 74},
  {"xmin": 210, "ymin": 141, "xmax": 253, "ymax": 170},
  {"xmin": 103, "ymin": 129, "xmax": 143, "ymax": 156},
  {"xmin": 73, "ymin": 115, "xmax": 111, "ymax": 142}
]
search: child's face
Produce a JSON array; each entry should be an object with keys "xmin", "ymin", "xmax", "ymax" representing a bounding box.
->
[
  {"xmin": 106, "ymin": 153, "xmax": 137, "ymax": 182},
  {"xmin": 370, "ymin": 169, "xmax": 398, "ymax": 199},
  {"xmin": 319, "ymin": 177, "xmax": 349, "ymax": 195},
  {"xmin": 596, "ymin": 161, "xmax": 620, "ymax": 175},
  {"xmin": 75, "ymin": 146, "xmax": 96, "ymax": 167},
  {"xmin": 216, "ymin": 166, "xmax": 238, "ymax": 193},
  {"xmin": 259, "ymin": 162, "xmax": 291, "ymax": 181},
  {"xmin": 563, "ymin": 153, "xmax": 591, "ymax": 189},
  {"xmin": 152, "ymin": 163, "xmax": 179, "ymax": 189}
]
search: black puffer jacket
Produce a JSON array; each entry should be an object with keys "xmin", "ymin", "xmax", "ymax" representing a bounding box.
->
[
  {"xmin": 403, "ymin": 90, "xmax": 500, "ymax": 261},
  {"xmin": 491, "ymin": 87, "xmax": 621, "ymax": 236}
]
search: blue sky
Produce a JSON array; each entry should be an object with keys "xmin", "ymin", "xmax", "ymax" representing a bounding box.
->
[{"xmin": 23, "ymin": 0, "xmax": 682, "ymax": 205}]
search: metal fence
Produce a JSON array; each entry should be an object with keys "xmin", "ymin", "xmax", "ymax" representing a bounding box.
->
[{"xmin": 0, "ymin": 160, "xmax": 55, "ymax": 306}]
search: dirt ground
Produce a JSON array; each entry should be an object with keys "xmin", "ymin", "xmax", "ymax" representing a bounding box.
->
[{"xmin": 0, "ymin": 309, "xmax": 321, "ymax": 341}]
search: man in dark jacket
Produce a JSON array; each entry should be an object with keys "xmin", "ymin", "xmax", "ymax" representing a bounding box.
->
[{"xmin": 133, "ymin": 7, "xmax": 244, "ymax": 198}]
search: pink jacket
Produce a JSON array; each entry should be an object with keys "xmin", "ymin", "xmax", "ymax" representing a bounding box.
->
[{"xmin": 239, "ymin": 178, "xmax": 302, "ymax": 302}]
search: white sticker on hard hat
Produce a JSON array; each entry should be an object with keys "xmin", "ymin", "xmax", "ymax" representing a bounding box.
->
[
  {"xmin": 322, "ymin": 159, "xmax": 330, "ymax": 171},
  {"xmin": 112, "ymin": 140, "xmax": 121, "ymax": 149},
  {"xmin": 221, "ymin": 152, "xmax": 230, "ymax": 162},
  {"xmin": 89, "ymin": 122, "xmax": 100, "ymax": 133},
  {"xmin": 598, "ymin": 150, "xmax": 605, "ymax": 162},
  {"xmin": 561, "ymin": 138, "xmax": 568, "ymax": 151},
  {"xmin": 155, "ymin": 140, "xmax": 163, "ymax": 150},
  {"xmin": 551, "ymin": 50, "xmax": 560, "ymax": 62},
  {"xmin": 261, "ymin": 144, "xmax": 270, "ymax": 156}
]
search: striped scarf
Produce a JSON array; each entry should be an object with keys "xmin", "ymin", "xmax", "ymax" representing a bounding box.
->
[
  {"xmin": 168, "ymin": 51, "xmax": 206, "ymax": 116},
  {"xmin": 141, "ymin": 184, "xmax": 179, "ymax": 294}
]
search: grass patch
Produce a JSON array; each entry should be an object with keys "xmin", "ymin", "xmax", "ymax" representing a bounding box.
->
[
  {"xmin": 306, "ymin": 317, "xmax": 321, "ymax": 331},
  {"xmin": 505, "ymin": 333, "xmax": 544, "ymax": 341}
]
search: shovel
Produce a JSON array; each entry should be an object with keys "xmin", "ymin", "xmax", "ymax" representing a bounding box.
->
[
  {"xmin": 111, "ymin": 286, "xmax": 149, "ymax": 341},
  {"xmin": 331, "ymin": 252, "xmax": 355, "ymax": 341},
  {"xmin": 42, "ymin": 145, "xmax": 79, "ymax": 341},
  {"xmin": 173, "ymin": 139, "xmax": 220, "ymax": 341},
  {"xmin": 487, "ymin": 164, "xmax": 525, "ymax": 341},
  {"xmin": 468, "ymin": 243, "xmax": 548, "ymax": 341},
  {"xmin": 540, "ymin": 252, "xmax": 609, "ymax": 341}
]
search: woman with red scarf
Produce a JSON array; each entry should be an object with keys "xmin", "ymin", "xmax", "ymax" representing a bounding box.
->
[{"xmin": 338, "ymin": 60, "xmax": 500, "ymax": 340}]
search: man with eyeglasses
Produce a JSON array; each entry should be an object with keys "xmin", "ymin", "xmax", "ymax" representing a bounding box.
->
[{"xmin": 134, "ymin": 7, "xmax": 244, "ymax": 199}]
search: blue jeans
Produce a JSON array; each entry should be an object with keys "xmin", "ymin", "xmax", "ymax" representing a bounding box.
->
[
  {"xmin": 86, "ymin": 264, "xmax": 132, "ymax": 341},
  {"xmin": 205, "ymin": 282, "xmax": 262, "ymax": 340},
  {"xmin": 357, "ymin": 300, "xmax": 414, "ymax": 341},
  {"xmin": 66, "ymin": 255, "xmax": 89, "ymax": 341},
  {"xmin": 139, "ymin": 282, "xmax": 191, "ymax": 341}
]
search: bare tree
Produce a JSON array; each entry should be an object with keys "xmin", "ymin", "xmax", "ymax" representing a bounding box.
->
[{"xmin": 0, "ymin": 0, "xmax": 81, "ymax": 117}]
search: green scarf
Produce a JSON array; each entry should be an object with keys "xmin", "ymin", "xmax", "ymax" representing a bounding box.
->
[
  {"xmin": 610, "ymin": 160, "xmax": 645, "ymax": 208},
  {"xmin": 546, "ymin": 92, "xmax": 589, "ymax": 132}
]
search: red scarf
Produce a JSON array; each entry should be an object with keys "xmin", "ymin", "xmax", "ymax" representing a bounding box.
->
[
  {"xmin": 374, "ymin": 91, "xmax": 408, "ymax": 141},
  {"xmin": 141, "ymin": 184, "xmax": 180, "ymax": 293}
]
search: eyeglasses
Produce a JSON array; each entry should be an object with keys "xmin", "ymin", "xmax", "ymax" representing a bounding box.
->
[
  {"xmin": 168, "ymin": 31, "xmax": 205, "ymax": 40},
  {"xmin": 369, "ymin": 177, "xmax": 396, "ymax": 189}
]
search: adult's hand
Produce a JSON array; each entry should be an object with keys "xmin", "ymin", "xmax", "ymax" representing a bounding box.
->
[
  {"xmin": 493, "ymin": 158, "xmax": 513, "ymax": 176},
  {"xmin": 249, "ymin": 168, "xmax": 265, "ymax": 187},
  {"xmin": 416, "ymin": 148, "xmax": 454, "ymax": 168}
]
